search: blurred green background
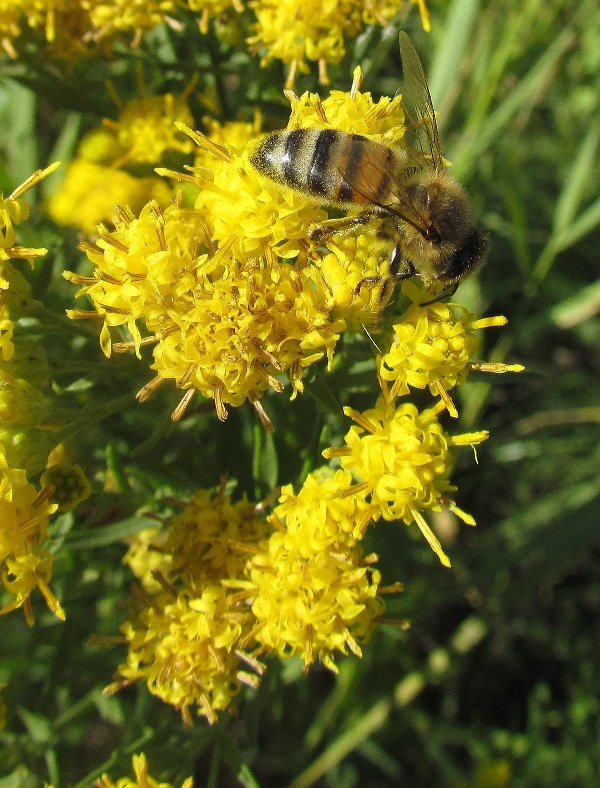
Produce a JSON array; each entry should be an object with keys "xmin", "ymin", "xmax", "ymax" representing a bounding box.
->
[{"xmin": 1, "ymin": 0, "xmax": 599, "ymax": 784}]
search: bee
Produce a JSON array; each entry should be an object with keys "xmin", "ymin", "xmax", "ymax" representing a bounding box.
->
[{"xmin": 249, "ymin": 32, "xmax": 487, "ymax": 299}]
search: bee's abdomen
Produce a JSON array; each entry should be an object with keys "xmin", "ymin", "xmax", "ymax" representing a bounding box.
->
[{"xmin": 250, "ymin": 129, "xmax": 394, "ymax": 206}]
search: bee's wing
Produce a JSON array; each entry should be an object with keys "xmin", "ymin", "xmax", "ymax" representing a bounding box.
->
[
  {"xmin": 336, "ymin": 139, "xmax": 432, "ymax": 235},
  {"xmin": 399, "ymin": 31, "xmax": 444, "ymax": 172}
]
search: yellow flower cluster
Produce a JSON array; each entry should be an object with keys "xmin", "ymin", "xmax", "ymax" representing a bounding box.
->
[
  {"xmin": 249, "ymin": 0, "xmax": 429, "ymax": 87},
  {"xmin": 66, "ymin": 72, "xmax": 417, "ymax": 424},
  {"xmin": 0, "ymin": 444, "xmax": 63, "ymax": 623},
  {"xmin": 113, "ymin": 487, "xmax": 270, "ymax": 723},
  {"xmin": 67, "ymin": 196, "xmax": 343, "ymax": 424},
  {"xmin": 117, "ymin": 585, "xmax": 255, "ymax": 723},
  {"xmin": 97, "ymin": 752, "xmax": 193, "ymax": 788},
  {"xmin": 82, "ymin": 0, "xmax": 179, "ymax": 38},
  {"xmin": 102, "ymin": 90, "xmax": 196, "ymax": 168},
  {"xmin": 58, "ymin": 62, "xmax": 524, "ymax": 725},
  {"xmin": 250, "ymin": 469, "xmax": 384, "ymax": 671},
  {"xmin": 378, "ymin": 284, "xmax": 525, "ymax": 417},
  {"xmin": 0, "ymin": 164, "xmax": 68, "ymax": 624},
  {"xmin": 115, "ymin": 482, "xmax": 389, "ymax": 719},
  {"xmin": 1, "ymin": 0, "xmax": 428, "ymax": 88},
  {"xmin": 324, "ymin": 399, "xmax": 489, "ymax": 566},
  {"xmin": 0, "ymin": 0, "xmax": 183, "ymax": 59},
  {"xmin": 47, "ymin": 88, "xmax": 198, "ymax": 235}
]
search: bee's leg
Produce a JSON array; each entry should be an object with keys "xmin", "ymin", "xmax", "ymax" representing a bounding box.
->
[
  {"xmin": 309, "ymin": 214, "xmax": 370, "ymax": 244},
  {"xmin": 354, "ymin": 244, "xmax": 415, "ymax": 297},
  {"xmin": 420, "ymin": 281, "xmax": 459, "ymax": 306},
  {"xmin": 390, "ymin": 246, "xmax": 415, "ymax": 280}
]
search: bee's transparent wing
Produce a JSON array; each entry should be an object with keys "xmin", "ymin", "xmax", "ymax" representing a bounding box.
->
[
  {"xmin": 399, "ymin": 31, "xmax": 444, "ymax": 172},
  {"xmin": 334, "ymin": 138, "xmax": 431, "ymax": 234}
]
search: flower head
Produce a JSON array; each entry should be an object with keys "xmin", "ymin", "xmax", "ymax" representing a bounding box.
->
[
  {"xmin": 0, "ymin": 444, "xmax": 62, "ymax": 623},
  {"xmin": 115, "ymin": 584, "xmax": 254, "ymax": 723},
  {"xmin": 164, "ymin": 487, "xmax": 271, "ymax": 585},
  {"xmin": 68, "ymin": 109, "xmax": 349, "ymax": 423},
  {"xmin": 0, "ymin": 1, "xmax": 95, "ymax": 60},
  {"xmin": 324, "ymin": 399, "xmax": 489, "ymax": 566},
  {"xmin": 377, "ymin": 283, "xmax": 526, "ymax": 416},
  {"xmin": 82, "ymin": 0, "xmax": 178, "ymax": 39},
  {"xmin": 248, "ymin": 469, "xmax": 384, "ymax": 670},
  {"xmin": 40, "ymin": 462, "xmax": 91, "ymax": 513},
  {"xmin": 249, "ymin": 0, "xmax": 429, "ymax": 87},
  {"xmin": 112, "ymin": 486, "xmax": 269, "ymax": 722},
  {"xmin": 102, "ymin": 89, "xmax": 196, "ymax": 168}
]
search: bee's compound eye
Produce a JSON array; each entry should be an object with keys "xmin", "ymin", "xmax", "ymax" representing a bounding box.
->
[{"xmin": 423, "ymin": 225, "xmax": 442, "ymax": 244}]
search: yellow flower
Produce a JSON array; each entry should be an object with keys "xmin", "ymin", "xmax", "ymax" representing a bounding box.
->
[
  {"xmin": 112, "ymin": 584, "xmax": 259, "ymax": 723},
  {"xmin": 102, "ymin": 89, "xmax": 196, "ymax": 168},
  {"xmin": 271, "ymin": 467, "xmax": 373, "ymax": 546},
  {"xmin": 47, "ymin": 159, "xmax": 172, "ymax": 235},
  {"xmin": 150, "ymin": 251, "xmax": 343, "ymax": 416},
  {"xmin": 68, "ymin": 175, "xmax": 343, "ymax": 422},
  {"xmin": 122, "ymin": 527, "xmax": 172, "ymax": 593},
  {"xmin": 1, "ymin": 162, "xmax": 58, "ymax": 259},
  {"xmin": 164, "ymin": 487, "xmax": 270, "ymax": 584},
  {"xmin": 82, "ymin": 0, "xmax": 178, "ymax": 37},
  {"xmin": 97, "ymin": 752, "xmax": 193, "ymax": 788},
  {"xmin": 378, "ymin": 284, "xmax": 524, "ymax": 417},
  {"xmin": 285, "ymin": 66, "xmax": 405, "ymax": 143},
  {"xmin": 249, "ymin": 0, "xmax": 429, "ymax": 87},
  {"xmin": 0, "ymin": 444, "xmax": 63, "ymax": 623},
  {"xmin": 113, "ymin": 485, "xmax": 269, "ymax": 721},
  {"xmin": 248, "ymin": 468, "xmax": 384, "ymax": 671},
  {"xmin": 0, "ymin": 1, "xmax": 93, "ymax": 59},
  {"xmin": 323, "ymin": 399, "xmax": 489, "ymax": 566}
]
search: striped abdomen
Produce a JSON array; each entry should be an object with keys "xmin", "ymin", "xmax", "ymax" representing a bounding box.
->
[{"xmin": 249, "ymin": 129, "xmax": 398, "ymax": 206}]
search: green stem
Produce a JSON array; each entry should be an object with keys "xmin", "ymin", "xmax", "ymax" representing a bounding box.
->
[{"xmin": 289, "ymin": 699, "xmax": 391, "ymax": 788}]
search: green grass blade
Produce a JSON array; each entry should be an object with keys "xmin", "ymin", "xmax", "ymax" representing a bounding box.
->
[
  {"xmin": 428, "ymin": 0, "xmax": 482, "ymax": 115},
  {"xmin": 451, "ymin": 29, "xmax": 575, "ymax": 180}
]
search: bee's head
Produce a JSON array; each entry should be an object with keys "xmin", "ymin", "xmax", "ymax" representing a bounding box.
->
[
  {"xmin": 403, "ymin": 175, "xmax": 486, "ymax": 283},
  {"xmin": 435, "ymin": 226, "xmax": 488, "ymax": 284}
]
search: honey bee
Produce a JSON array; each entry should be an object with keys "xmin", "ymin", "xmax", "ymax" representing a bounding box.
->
[{"xmin": 249, "ymin": 32, "xmax": 487, "ymax": 299}]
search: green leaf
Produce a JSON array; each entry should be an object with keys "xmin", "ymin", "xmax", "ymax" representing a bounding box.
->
[
  {"xmin": 252, "ymin": 422, "xmax": 279, "ymax": 492},
  {"xmin": 551, "ymin": 279, "xmax": 600, "ymax": 328},
  {"xmin": 428, "ymin": 0, "xmax": 482, "ymax": 111},
  {"xmin": 63, "ymin": 515, "xmax": 158, "ymax": 549},
  {"xmin": 17, "ymin": 707, "xmax": 52, "ymax": 744}
]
